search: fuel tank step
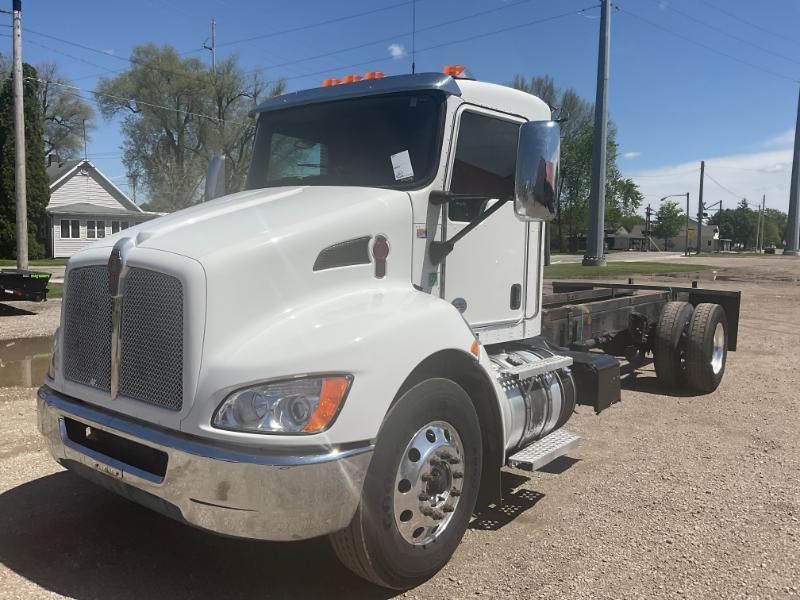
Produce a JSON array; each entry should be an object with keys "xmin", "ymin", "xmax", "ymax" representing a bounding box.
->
[
  {"xmin": 498, "ymin": 354, "xmax": 572, "ymax": 380},
  {"xmin": 506, "ymin": 428, "xmax": 580, "ymax": 471}
]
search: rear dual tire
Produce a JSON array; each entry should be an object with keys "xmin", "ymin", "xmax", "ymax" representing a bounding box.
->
[
  {"xmin": 685, "ymin": 303, "xmax": 728, "ymax": 392},
  {"xmin": 654, "ymin": 301, "xmax": 728, "ymax": 392}
]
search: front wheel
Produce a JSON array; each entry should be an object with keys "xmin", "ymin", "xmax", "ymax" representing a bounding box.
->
[{"xmin": 330, "ymin": 378, "xmax": 482, "ymax": 589}]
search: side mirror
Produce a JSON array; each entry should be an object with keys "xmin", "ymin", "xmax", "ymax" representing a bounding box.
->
[
  {"xmin": 514, "ymin": 120, "xmax": 560, "ymax": 221},
  {"xmin": 204, "ymin": 154, "xmax": 227, "ymax": 202}
]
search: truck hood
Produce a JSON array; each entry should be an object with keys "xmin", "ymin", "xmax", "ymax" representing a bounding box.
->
[{"xmin": 87, "ymin": 186, "xmax": 410, "ymax": 263}]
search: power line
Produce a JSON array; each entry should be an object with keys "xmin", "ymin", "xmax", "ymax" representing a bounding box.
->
[
  {"xmin": 28, "ymin": 77, "xmax": 250, "ymax": 126},
  {"xmin": 704, "ymin": 172, "xmax": 745, "ymax": 200},
  {"xmin": 631, "ymin": 168, "xmax": 700, "ymax": 179},
  {"xmin": 209, "ymin": 0, "xmax": 425, "ymax": 52},
  {"xmin": 697, "ymin": 0, "xmax": 800, "ymax": 49},
  {"xmin": 641, "ymin": 0, "xmax": 800, "ymax": 67},
  {"xmin": 278, "ymin": 4, "xmax": 600, "ymax": 83},
  {"xmin": 245, "ymin": 0, "xmax": 547, "ymax": 77},
  {"xmin": 0, "ymin": 33, "xmax": 114, "ymax": 72},
  {"xmin": 616, "ymin": 5, "xmax": 799, "ymax": 84}
]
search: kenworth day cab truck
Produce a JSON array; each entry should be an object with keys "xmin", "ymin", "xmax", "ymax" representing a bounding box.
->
[{"xmin": 37, "ymin": 68, "xmax": 740, "ymax": 589}]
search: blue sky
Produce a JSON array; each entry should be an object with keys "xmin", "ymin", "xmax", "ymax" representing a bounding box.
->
[{"xmin": 10, "ymin": 0, "xmax": 800, "ymax": 213}]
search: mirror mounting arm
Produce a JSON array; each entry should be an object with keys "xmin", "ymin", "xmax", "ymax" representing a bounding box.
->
[
  {"xmin": 429, "ymin": 190, "xmax": 498, "ymax": 206},
  {"xmin": 429, "ymin": 198, "xmax": 509, "ymax": 265}
]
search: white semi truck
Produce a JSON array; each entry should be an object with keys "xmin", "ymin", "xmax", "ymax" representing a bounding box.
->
[{"xmin": 37, "ymin": 69, "xmax": 740, "ymax": 589}]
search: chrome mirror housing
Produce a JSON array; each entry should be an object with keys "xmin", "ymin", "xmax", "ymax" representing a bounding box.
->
[
  {"xmin": 204, "ymin": 154, "xmax": 227, "ymax": 202},
  {"xmin": 514, "ymin": 120, "xmax": 560, "ymax": 221}
]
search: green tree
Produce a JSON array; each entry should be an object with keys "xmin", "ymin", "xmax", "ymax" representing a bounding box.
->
[
  {"xmin": 37, "ymin": 61, "xmax": 96, "ymax": 159},
  {"xmin": 95, "ymin": 44, "xmax": 284, "ymax": 211},
  {"xmin": 0, "ymin": 63, "xmax": 49, "ymax": 259},
  {"xmin": 652, "ymin": 200, "xmax": 684, "ymax": 250}
]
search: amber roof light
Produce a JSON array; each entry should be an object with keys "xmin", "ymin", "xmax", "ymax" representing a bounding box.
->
[{"xmin": 443, "ymin": 65, "xmax": 465, "ymax": 77}]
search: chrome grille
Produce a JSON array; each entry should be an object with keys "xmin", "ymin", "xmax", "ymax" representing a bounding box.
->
[
  {"xmin": 63, "ymin": 267, "xmax": 113, "ymax": 391},
  {"xmin": 119, "ymin": 268, "xmax": 184, "ymax": 411}
]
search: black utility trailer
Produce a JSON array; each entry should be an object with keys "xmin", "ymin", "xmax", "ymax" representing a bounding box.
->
[
  {"xmin": 538, "ymin": 280, "xmax": 741, "ymax": 412},
  {"xmin": 0, "ymin": 269, "xmax": 51, "ymax": 302}
]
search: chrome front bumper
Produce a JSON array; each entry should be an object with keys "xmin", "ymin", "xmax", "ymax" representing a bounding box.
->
[{"xmin": 37, "ymin": 386, "xmax": 373, "ymax": 541}]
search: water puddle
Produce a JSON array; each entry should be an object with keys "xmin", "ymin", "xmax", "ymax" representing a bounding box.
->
[{"xmin": 0, "ymin": 337, "xmax": 52, "ymax": 388}]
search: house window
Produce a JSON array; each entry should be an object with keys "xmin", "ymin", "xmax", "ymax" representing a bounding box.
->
[
  {"xmin": 96, "ymin": 220, "xmax": 105, "ymax": 238},
  {"xmin": 60, "ymin": 219, "xmax": 80, "ymax": 238},
  {"xmin": 121, "ymin": 221, "xmax": 129, "ymax": 230},
  {"xmin": 87, "ymin": 220, "xmax": 96, "ymax": 239},
  {"xmin": 449, "ymin": 111, "xmax": 521, "ymax": 222},
  {"xmin": 112, "ymin": 221, "xmax": 120, "ymax": 233}
]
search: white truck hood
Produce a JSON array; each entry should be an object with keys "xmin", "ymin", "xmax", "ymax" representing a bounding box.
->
[{"xmin": 88, "ymin": 185, "xmax": 408, "ymax": 262}]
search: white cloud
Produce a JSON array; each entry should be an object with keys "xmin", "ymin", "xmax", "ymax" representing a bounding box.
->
[
  {"xmin": 388, "ymin": 43, "xmax": 406, "ymax": 60},
  {"xmin": 627, "ymin": 147, "xmax": 793, "ymax": 213},
  {"xmin": 762, "ymin": 129, "xmax": 795, "ymax": 149},
  {"xmin": 102, "ymin": 49, "xmax": 116, "ymax": 56},
  {"xmin": 623, "ymin": 151, "xmax": 641, "ymax": 159}
]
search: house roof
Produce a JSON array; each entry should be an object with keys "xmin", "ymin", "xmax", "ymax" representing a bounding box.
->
[
  {"xmin": 47, "ymin": 159, "xmax": 143, "ymax": 213},
  {"xmin": 46, "ymin": 159, "xmax": 82, "ymax": 185},
  {"xmin": 628, "ymin": 225, "xmax": 648, "ymax": 238},
  {"xmin": 47, "ymin": 202, "xmax": 145, "ymax": 217}
]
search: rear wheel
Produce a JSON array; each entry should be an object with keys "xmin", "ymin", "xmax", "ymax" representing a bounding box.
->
[
  {"xmin": 686, "ymin": 303, "xmax": 728, "ymax": 392},
  {"xmin": 653, "ymin": 301, "xmax": 694, "ymax": 387},
  {"xmin": 330, "ymin": 378, "xmax": 481, "ymax": 589}
]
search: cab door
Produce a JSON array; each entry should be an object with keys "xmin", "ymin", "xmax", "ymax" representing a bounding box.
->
[{"xmin": 442, "ymin": 107, "xmax": 528, "ymax": 329}]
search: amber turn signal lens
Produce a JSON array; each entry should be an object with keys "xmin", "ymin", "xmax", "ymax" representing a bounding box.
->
[{"xmin": 302, "ymin": 376, "xmax": 351, "ymax": 433}]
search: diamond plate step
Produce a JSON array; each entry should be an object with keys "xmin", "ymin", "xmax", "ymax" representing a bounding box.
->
[
  {"xmin": 506, "ymin": 429, "xmax": 580, "ymax": 471},
  {"xmin": 501, "ymin": 355, "xmax": 572, "ymax": 381}
]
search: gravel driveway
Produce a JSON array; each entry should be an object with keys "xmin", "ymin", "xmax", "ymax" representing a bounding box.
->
[{"xmin": 0, "ymin": 259, "xmax": 798, "ymax": 599}]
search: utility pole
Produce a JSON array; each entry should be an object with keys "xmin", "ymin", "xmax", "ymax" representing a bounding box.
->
[
  {"xmin": 684, "ymin": 192, "xmax": 690, "ymax": 257},
  {"xmin": 785, "ymin": 86, "xmax": 800, "ymax": 256},
  {"xmin": 583, "ymin": 0, "xmax": 611, "ymax": 267},
  {"xmin": 755, "ymin": 195, "xmax": 763, "ymax": 252},
  {"xmin": 645, "ymin": 204, "xmax": 652, "ymax": 251},
  {"xmin": 204, "ymin": 19, "xmax": 217, "ymax": 76},
  {"xmin": 12, "ymin": 0, "xmax": 27, "ymax": 270},
  {"xmin": 697, "ymin": 160, "xmax": 705, "ymax": 255},
  {"xmin": 760, "ymin": 195, "xmax": 766, "ymax": 252}
]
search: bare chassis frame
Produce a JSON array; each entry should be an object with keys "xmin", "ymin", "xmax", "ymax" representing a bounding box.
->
[{"xmin": 541, "ymin": 281, "xmax": 741, "ymax": 353}]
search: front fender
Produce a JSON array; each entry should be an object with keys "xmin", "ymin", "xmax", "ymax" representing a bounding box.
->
[{"xmin": 183, "ymin": 287, "xmax": 495, "ymax": 447}]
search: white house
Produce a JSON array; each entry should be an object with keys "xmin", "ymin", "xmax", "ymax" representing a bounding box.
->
[{"xmin": 46, "ymin": 159, "xmax": 156, "ymax": 258}]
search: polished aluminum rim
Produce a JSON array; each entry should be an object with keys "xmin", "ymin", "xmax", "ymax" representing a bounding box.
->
[
  {"xmin": 393, "ymin": 421, "xmax": 464, "ymax": 546},
  {"xmin": 711, "ymin": 322, "xmax": 725, "ymax": 374}
]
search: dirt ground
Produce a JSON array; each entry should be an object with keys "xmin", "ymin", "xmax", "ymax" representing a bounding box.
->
[{"xmin": 0, "ymin": 256, "xmax": 798, "ymax": 599}]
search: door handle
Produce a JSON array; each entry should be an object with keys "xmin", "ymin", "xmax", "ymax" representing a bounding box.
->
[{"xmin": 510, "ymin": 284, "xmax": 522, "ymax": 310}]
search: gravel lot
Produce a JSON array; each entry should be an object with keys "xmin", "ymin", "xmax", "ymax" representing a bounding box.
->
[{"xmin": 0, "ymin": 256, "xmax": 798, "ymax": 599}]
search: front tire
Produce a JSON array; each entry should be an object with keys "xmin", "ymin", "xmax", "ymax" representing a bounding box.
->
[{"xmin": 330, "ymin": 378, "xmax": 482, "ymax": 589}]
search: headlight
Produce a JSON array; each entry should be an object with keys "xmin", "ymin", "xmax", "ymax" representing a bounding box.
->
[{"xmin": 212, "ymin": 375, "xmax": 352, "ymax": 434}]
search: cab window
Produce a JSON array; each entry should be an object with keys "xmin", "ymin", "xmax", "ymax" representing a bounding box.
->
[{"xmin": 449, "ymin": 111, "xmax": 520, "ymax": 222}]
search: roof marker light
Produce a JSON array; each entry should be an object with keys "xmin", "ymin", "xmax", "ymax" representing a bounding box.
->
[{"xmin": 443, "ymin": 65, "xmax": 465, "ymax": 77}]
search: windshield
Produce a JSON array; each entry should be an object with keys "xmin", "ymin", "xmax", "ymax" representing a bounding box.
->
[{"xmin": 245, "ymin": 92, "xmax": 444, "ymax": 190}]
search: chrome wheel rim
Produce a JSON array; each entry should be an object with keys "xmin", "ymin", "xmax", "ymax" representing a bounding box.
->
[
  {"xmin": 393, "ymin": 421, "xmax": 465, "ymax": 546},
  {"xmin": 711, "ymin": 322, "xmax": 725, "ymax": 374}
]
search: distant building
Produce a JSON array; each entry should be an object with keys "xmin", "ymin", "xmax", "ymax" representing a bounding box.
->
[
  {"xmin": 664, "ymin": 218, "xmax": 732, "ymax": 253},
  {"xmin": 46, "ymin": 158, "xmax": 157, "ymax": 258}
]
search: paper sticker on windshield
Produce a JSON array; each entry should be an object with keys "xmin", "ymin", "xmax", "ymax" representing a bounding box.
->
[{"xmin": 391, "ymin": 151, "xmax": 414, "ymax": 182}]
